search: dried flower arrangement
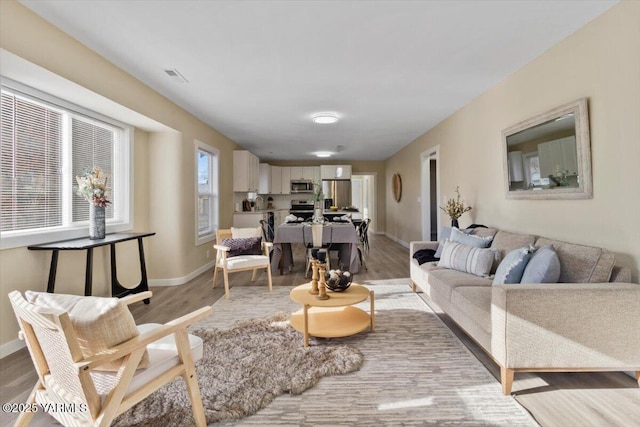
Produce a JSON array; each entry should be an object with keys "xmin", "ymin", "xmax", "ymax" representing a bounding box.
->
[
  {"xmin": 76, "ymin": 166, "xmax": 110, "ymax": 207},
  {"xmin": 440, "ymin": 186, "xmax": 472, "ymax": 220}
]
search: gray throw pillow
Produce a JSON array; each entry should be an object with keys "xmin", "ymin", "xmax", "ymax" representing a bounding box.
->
[
  {"xmin": 438, "ymin": 240, "xmax": 495, "ymax": 277},
  {"xmin": 434, "ymin": 226, "xmax": 472, "ymax": 258},
  {"xmin": 221, "ymin": 237, "xmax": 262, "ymax": 257},
  {"xmin": 520, "ymin": 245, "xmax": 561, "ymax": 284},
  {"xmin": 493, "ymin": 245, "xmax": 536, "ymax": 285},
  {"xmin": 450, "ymin": 226, "xmax": 493, "ymax": 248}
]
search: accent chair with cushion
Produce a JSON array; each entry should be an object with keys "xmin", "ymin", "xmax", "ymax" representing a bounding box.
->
[
  {"xmin": 9, "ymin": 290, "xmax": 211, "ymax": 427},
  {"xmin": 213, "ymin": 227, "xmax": 273, "ymax": 299}
]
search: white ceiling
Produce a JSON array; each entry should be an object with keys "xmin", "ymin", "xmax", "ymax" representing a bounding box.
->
[{"xmin": 20, "ymin": 0, "xmax": 616, "ymax": 161}]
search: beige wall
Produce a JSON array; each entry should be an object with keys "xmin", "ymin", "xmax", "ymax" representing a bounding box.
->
[
  {"xmin": 385, "ymin": 1, "xmax": 640, "ymax": 281},
  {"xmin": 0, "ymin": 0, "xmax": 239, "ymax": 348}
]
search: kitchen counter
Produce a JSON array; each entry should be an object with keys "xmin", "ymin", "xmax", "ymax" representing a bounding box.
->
[
  {"xmin": 323, "ymin": 210, "xmax": 358, "ymax": 215},
  {"xmin": 234, "ymin": 208, "xmax": 288, "ymax": 214}
]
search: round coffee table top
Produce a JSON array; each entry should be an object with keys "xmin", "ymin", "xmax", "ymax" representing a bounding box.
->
[{"xmin": 290, "ymin": 282, "xmax": 370, "ymax": 307}]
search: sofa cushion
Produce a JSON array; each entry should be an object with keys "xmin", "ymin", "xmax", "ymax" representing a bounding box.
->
[
  {"xmin": 490, "ymin": 231, "xmax": 537, "ymax": 273},
  {"xmin": 493, "ymin": 245, "xmax": 536, "ymax": 285},
  {"xmin": 535, "ymin": 237, "xmax": 615, "ymax": 283},
  {"xmin": 520, "ymin": 245, "xmax": 561, "ymax": 284},
  {"xmin": 450, "ymin": 227, "xmax": 494, "ymax": 248},
  {"xmin": 439, "ymin": 241, "xmax": 495, "ymax": 277},
  {"xmin": 428, "ymin": 268, "xmax": 493, "ymax": 302},
  {"xmin": 451, "ymin": 286, "xmax": 493, "ymax": 334},
  {"xmin": 25, "ymin": 292, "xmax": 149, "ymax": 371},
  {"xmin": 469, "ymin": 227, "xmax": 498, "ymax": 239}
]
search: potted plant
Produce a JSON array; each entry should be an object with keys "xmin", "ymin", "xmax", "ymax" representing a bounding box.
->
[{"xmin": 76, "ymin": 166, "xmax": 110, "ymax": 239}]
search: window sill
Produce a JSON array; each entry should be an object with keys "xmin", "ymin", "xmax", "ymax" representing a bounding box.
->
[{"xmin": 0, "ymin": 221, "xmax": 133, "ymax": 250}]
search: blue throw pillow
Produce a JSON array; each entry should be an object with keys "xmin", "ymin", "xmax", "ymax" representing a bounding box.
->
[
  {"xmin": 493, "ymin": 245, "xmax": 536, "ymax": 285},
  {"xmin": 520, "ymin": 245, "xmax": 561, "ymax": 283},
  {"xmin": 434, "ymin": 227, "xmax": 473, "ymax": 258},
  {"xmin": 450, "ymin": 227, "xmax": 493, "ymax": 249}
]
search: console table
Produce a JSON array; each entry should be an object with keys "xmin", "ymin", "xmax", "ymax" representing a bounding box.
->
[{"xmin": 28, "ymin": 232, "xmax": 155, "ymax": 303}]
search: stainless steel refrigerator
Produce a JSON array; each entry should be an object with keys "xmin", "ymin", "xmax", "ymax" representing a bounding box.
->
[{"xmin": 322, "ymin": 180, "xmax": 352, "ymax": 208}]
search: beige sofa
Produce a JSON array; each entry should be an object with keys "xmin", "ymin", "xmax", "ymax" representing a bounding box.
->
[{"xmin": 410, "ymin": 227, "xmax": 640, "ymax": 394}]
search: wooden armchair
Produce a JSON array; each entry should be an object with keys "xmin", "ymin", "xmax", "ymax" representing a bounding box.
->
[
  {"xmin": 8, "ymin": 291, "xmax": 211, "ymax": 427},
  {"xmin": 213, "ymin": 228, "xmax": 273, "ymax": 299}
]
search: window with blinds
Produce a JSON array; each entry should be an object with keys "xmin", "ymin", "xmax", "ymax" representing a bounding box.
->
[
  {"xmin": 195, "ymin": 140, "xmax": 219, "ymax": 245},
  {"xmin": 1, "ymin": 83, "xmax": 130, "ymax": 248}
]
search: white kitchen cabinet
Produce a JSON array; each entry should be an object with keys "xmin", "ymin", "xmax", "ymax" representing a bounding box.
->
[
  {"xmin": 271, "ymin": 166, "xmax": 282, "ymax": 194},
  {"xmin": 233, "ymin": 150, "xmax": 260, "ymax": 192},
  {"xmin": 538, "ymin": 137, "xmax": 577, "ymax": 178},
  {"xmin": 302, "ymin": 166, "xmax": 320, "ymax": 182},
  {"xmin": 290, "ymin": 166, "xmax": 303, "ymax": 180},
  {"xmin": 258, "ymin": 163, "xmax": 271, "ymax": 194},
  {"xmin": 281, "ymin": 167, "xmax": 291, "ymax": 194},
  {"xmin": 320, "ymin": 164, "xmax": 352, "ymax": 180}
]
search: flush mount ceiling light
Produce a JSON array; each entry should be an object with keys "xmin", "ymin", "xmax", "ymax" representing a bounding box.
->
[
  {"xmin": 314, "ymin": 151, "xmax": 333, "ymax": 158},
  {"xmin": 312, "ymin": 113, "xmax": 339, "ymax": 124}
]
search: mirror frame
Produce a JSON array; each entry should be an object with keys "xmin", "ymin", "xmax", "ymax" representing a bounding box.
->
[{"xmin": 502, "ymin": 98, "xmax": 592, "ymax": 200}]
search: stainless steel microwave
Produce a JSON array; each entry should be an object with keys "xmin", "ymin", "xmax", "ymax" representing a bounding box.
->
[{"xmin": 290, "ymin": 180, "xmax": 314, "ymax": 193}]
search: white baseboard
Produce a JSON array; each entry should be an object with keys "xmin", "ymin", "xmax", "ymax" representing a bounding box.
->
[
  {"xmin": 0, "ymin": 338, "xmax": 25, "ymax": 359},
  {"xmin": 383, "ymin": 233, "xmax": 410, "ymax": 248},
  {"xmin": 148, "ymin": 260, "xmax": 216, "ymax": 287}
]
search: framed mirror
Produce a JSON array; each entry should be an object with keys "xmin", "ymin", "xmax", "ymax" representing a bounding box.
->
[{"xmin": 502, "ymin": 98, "xmax": 592, "ymax": 199}]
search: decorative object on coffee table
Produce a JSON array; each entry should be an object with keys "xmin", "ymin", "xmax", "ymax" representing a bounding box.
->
[
  {"xmin": 440, "ymin": 186, "xmax": 472, "ymax": 227},
  {"xmin": 76, "ymin": 166, "xmax": 110, "ymax": 239},
  {"xmin": 326, "ymin": 269, "xmax": 352, "ymax": 292},
  {"xmin": 317, "ymin": 261, "xmax": 329, "ymax": 300}
]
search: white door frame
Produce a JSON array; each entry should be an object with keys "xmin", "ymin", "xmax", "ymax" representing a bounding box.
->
[
  {"xmin": 351, "ymin": 172, "xmax": 377, "ymax": 233},
  {"xmin": 421, "ymin": 146, "xmax": 440, "ymax": 241}
]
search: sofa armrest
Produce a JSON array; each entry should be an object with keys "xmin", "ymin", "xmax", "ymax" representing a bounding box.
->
[
  {"xmin": 491, "ymin": 282, "xmax": 640, "ymax": 369},
  {"xmin": 409, "ymin": 241, "xmax": 439, "ymax": 256}
]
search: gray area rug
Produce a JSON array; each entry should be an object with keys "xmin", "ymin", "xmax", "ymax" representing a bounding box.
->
[
  {"xmin": 114, "ymin": 313, "xmax": 363, "ymax": 426},
  {"xmin": 120, "ymin": 278, "xmax": 537, "ymax": 426}
]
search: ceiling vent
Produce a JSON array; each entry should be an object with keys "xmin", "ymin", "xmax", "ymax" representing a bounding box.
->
[{"xmin": 163, "ymin": 69, "xmax": 189, "ymax": 83}]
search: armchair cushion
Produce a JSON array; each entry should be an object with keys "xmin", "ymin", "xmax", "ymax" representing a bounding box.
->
[
  {"xmin": 25, "ymin": 291, "xmax": 149, "ymax": 371},
  {"xmin": 220, "ymin": 237, "xmax": 263, "ymax": 257},
  {"xmin": 231, "ymin": 226, "xmax": 262, "ymax": 238},
  {"xmin": 91, "ymin": 323, "xmax": 203, "ymax": 397}
]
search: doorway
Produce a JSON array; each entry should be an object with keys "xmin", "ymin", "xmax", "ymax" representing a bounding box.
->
[
  {"xmin": 351, "ymin": 173, "xmax": 376, "ymax": 233},
  {"xmin": 421, "ymin": 147, "xmax": 440, "ymax": 241}
]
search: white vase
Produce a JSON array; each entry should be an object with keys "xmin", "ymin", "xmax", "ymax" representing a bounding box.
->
[{"xmin": 89, "ymin": 205, "xmax": 106, "ymax": 239}]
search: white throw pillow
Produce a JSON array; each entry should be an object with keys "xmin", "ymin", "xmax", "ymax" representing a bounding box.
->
[
  {"xmin": 25, "ymin": 291, "xmax": 149, "ymax": 371},
  {"xmin": 438, "ymin": 240, "xmax": 495, "ymax": 277}
]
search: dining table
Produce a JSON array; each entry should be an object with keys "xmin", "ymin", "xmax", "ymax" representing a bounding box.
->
[{"xmin": 270, "ymin": 222, "xmax": 360, "ymax": 274}]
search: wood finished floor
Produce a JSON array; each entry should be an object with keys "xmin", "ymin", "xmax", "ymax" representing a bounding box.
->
[{"xmin": 1, "ymin": 233, "xmax": 638, "ymax": 426}]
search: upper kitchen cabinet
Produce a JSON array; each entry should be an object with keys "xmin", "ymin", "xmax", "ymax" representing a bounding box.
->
[
  {"xmin": 290, "ymin": 166, "xmax": 320, "ymax": 181},
  {"xmin": 233, "ymin": 150, "xmax": 259, "ymax": 192},
  {"xmin": 320, "ymin": 165, "xmax": 352, "ymax": 180},
  {"xmin": 258, "ymin": 163, "xmax": 271, "ymax": 194},
  {"xmin": 281, "ymin": 167, "xmax": 291, "ymax": 194},
  {"xmin": 270, "ymin": 166, "xmax": 282, "ymax": 194}
]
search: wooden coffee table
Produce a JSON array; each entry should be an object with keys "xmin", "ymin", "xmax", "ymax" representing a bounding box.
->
[{"xmin": 289, "ymin": 282, "xmax": 374, "ymax": 346}]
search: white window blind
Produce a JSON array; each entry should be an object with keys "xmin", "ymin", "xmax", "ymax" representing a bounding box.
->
[
  {"xmin": 71, "ymin": 117, "xmax": 115, "ymax": 222},
  {"xmin": 1, "ymin": 92, "xmax": 63, "ymax": 232}
]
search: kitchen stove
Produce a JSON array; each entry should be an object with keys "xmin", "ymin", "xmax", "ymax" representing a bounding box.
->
[{"xmin": 290, "ymin": 200, "xmax": 315, "ymax": 220}]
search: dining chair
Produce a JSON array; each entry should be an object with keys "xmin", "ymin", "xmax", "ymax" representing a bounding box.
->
[
  {"xmin": 213, "ymin": 228, "xmax": 273, "ymax": 299},
  {"xmin": 8, "ymin": 290, "xmax": 211, "ymax": 427}
]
